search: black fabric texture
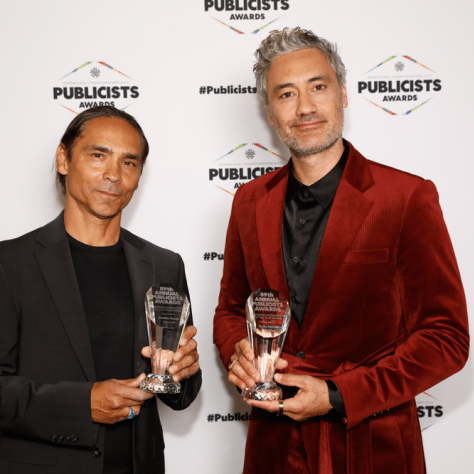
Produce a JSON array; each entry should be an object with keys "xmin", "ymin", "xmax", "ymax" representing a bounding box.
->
[{"xmin": 68, "ymin": 234, "xmax": 134, "ymax": 474}]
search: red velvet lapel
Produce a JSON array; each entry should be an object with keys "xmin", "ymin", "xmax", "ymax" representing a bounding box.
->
[
  {"xmin": 300, "ymin": 143, "xmax": 375, "ymax": 335},
  {"xmin": 255, "ymin": 166, "xmax": 290, "ymax": 301}
]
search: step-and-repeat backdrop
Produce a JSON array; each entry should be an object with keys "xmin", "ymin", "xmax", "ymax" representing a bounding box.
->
[{"xmin": 1, "ymin": 1, "xmax": 472, "ymax": 472}]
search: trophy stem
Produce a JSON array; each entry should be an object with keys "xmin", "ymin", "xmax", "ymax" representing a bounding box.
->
[
  {"xmin": 140, "ymin": 373, "xmax": 181, "ymax": 394},
  {"xmin": 242, "ymin": 381, "xmax": 282, "ymax": 401}
]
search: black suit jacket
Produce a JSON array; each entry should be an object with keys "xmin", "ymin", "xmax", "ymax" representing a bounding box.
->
[{"xmin": 0, "ymin": 213, "xmax": 201, "ymax": 473}]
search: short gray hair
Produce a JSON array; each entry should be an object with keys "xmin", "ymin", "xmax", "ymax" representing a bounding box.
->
[{"xmin": 253, "ymin": 27, "xmax": 347, "ymax": 106}]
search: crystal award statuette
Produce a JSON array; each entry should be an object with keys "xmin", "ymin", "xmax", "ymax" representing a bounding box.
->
[
  {"xmin": 140, "ymin": 284, "xmax": 190, "ymax": 394},
  {"xmin": 243, "ymin": 288, "xmax": 291, "ymax": 401}
]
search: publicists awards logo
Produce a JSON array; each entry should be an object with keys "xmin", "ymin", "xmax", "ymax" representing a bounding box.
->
[
  {"xmin": 204, "ymin": 0, "xmax": 289, "ymax": 34},
  {"xmin": 209, "ymin": 142, "xmax": 287, "ymax": 196},
  {"xmin": 53, "ymin": 61, "xmax": 139, "ymax": 114},
  {"xmin": 358, "ymin": 55, "xmax": 442, "ymax": 115},
  {"xmin": 415, "ymin": 391, "xmax": 444, "ymax": 431}
]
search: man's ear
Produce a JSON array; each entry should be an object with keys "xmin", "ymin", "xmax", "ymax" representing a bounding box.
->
[
  {"xmin": 56, "ymin": 144, "xmax": 69, "ymax": 176},
  {"xmin": 267, "ymin": 108, "xmax": 275, "ymax": 126},
  {"xmin": 342, "ymin": 82, "xmax": 348, "ymax": 109}
]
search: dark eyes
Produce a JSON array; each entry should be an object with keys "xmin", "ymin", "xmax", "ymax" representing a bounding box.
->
[{"xmin": 279, "ymin": 84, "xmax": 326, "ymax": 99}]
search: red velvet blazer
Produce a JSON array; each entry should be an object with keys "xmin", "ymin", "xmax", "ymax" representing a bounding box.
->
[{"xmin": 213, "ymin": 142, "xmax": 469, "ymax": 474}]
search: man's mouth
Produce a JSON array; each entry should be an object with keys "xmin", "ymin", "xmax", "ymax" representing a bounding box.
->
[
  {"xmin": 98, "ymin": 190, "xmax": 120, "ymax": 198},
  {"xmin": 294, "ymin": 120, "xmax": 324, "ymax": 129}
]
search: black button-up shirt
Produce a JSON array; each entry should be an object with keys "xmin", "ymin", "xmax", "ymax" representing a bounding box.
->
[
  {"xmin": 282, "ymin": 142, "xmax": 349, "ymax": 416},
  {"xmin": 282, "ymin": 142, "xmax": 349, "ymax": 328}
]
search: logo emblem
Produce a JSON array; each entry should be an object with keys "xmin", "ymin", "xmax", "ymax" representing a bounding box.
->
[
  {"xmin": 53, "ymin": 61, "xmax": 140, "ymax": 114},
  {"xmin": 205, "ymin": 0, "xmax": 290, "ymax": 35},
  {"xmin": 358, "ymin": 55, "xmax": 442, "ymax": 115},
  {"xmin": 209, "ymin": 143, "xmax": 287, "ymax": 196}
]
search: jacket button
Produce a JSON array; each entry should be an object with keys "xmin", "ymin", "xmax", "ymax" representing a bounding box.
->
[
  {"xmin": 65, "ymin": 436, "xmax": 71, "ymax": 442},
  {"xmin": 73, "ymin": 436, "xmax": 79, "ymax": 443},
  {"xmin": 51, "ymin": 435, "xmax": 57, "ymax": 442},
  {"xmin": 58, "ymin": 436, "xmax": 63, "ymax": 442},
  {"xmin": 93, "ymin": 448, "xmax": 102, "ymax": 457},
  {"xmin": 296, "ymin": 351, "xmax": 305, "ymax": 359}
]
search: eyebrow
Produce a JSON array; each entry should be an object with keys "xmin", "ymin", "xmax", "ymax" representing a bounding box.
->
[
  {"xmin": 272, "ymin": 75, "xmax": 332, "ymax": 94},
  {"xmin": 85, "ymin": 145, "xmax": 141, "ymax": 162}
]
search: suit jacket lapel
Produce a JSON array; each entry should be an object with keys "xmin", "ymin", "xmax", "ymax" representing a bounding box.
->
[
  {"xmin": 255, "ymin": 166, "xmax": 304, "ymax": 340},
  {"xmin": 35, "ymin": 213, "xmax": 97, "ymax": 382},
  {"xmin": 256, "ymin": 167, "xmax": 289, "ymax": 299},
  {"xmin": 122, "ymin": 230, "xmax": 154, "ymax": 378},
  {"xmin": 301, "ymin": 144, "xmax": 375, "ymax": 332}
]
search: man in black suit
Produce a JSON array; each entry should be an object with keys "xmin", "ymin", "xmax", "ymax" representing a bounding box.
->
[{"xmin": 0, "ymin": 106, "xmax": 201, "ymax": 473}]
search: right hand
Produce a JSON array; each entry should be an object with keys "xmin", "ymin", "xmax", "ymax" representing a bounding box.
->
[
  {"xmin": 91, "ymin": 374, "xmax": 155, "ymax": 424},
  {"xmin": 228, "ymin": 338, "xmax": 288, "ymax": 391}
]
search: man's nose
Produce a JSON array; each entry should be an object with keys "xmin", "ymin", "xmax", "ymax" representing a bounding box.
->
[
  {"xmin": 104, "ymin": 160, "xmax": 121, "ymax": 183},
  {"xmin": 296, "ymin": 90, "xmax": 317, "ymax": 116}
]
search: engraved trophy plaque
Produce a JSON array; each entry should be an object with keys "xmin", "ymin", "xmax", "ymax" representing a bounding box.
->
[
  {"xmin": 243, "ymin": 288, "xmax": 291, "ymax": 401},
  {"xmin": 140, "ymin": 284, "xmax": 190, "ymax": 394}
]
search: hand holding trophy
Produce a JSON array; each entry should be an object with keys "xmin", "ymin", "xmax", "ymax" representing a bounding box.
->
[
  {"xmin": 243, "ymin": 288, "xmax": 291, "ymax": 401},
  {"xmin": 140, "ymin": 284, "xmax": 190, "ymax": 394}
]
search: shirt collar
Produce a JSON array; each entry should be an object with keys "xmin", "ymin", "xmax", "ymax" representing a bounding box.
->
[{"xmin": 285, "ymin": 140, "xmax": 349, "ymax": 209}]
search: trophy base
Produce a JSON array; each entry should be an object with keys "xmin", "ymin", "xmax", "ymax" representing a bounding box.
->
[
  {"xmin": 140, "ymin": 374, "xmax": 181, "ymax": 394},
  {"xmin": 243, "ymin": 382, "xmax": 282, "ymax": 401}
]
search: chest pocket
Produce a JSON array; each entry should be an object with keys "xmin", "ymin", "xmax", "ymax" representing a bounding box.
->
[{"xmin": 343, "ymin": 248, "xmax": 389, "ymax": 264}]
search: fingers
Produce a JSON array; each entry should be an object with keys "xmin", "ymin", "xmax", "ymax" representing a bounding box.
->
[
  {"xmin": 276, "ymin": 358, "xmax": 288, "ymax": 370},
  {"xmin": 274, "ymin": 373, "xmax": 307, "ymax": 388},
  {"xmin": 245, "ymin": 376, "xmax": 332, "ymax": 421},
  {"xmin": 169, "ymin": 349, "xmax": 200, "ymax": 382},
  {"xmin": 179, "ymin": 325, "xmax": 197, "ymax": 347},
  {"xmin": 141, "ymin": 326, "xmax": 197, "ymax": 362},
  {"xmin": 121, "ymin": 404, "xmax": 143, "ymax": 421},
  {"xmin": 228, "ymin": 338, "xmax": 261, "ymax": 390},
  {"xmin": 235, "ymin": 337, "xmax": 254, "ymax": 362},
  {"xmin": 115, "ymin": 373, "xmax": 147, "ymax": 388},
  {"xmin": 111, "ymin": 378, "xmax": 155, "ymax": 402},
  {"xmin": 174, "ymin": 337, "xmax": 197, "ymax": 362},
  {"xmin": 91, "ymin": 379, "xmax": 154, "ymax": 424},
  {"xmin": 246, "ymin": 398, "xmax": 280, "ymax": 413}
]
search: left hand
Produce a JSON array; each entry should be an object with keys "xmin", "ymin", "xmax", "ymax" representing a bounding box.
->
[
  {"xmin": 245, "ymin": 373, "xmax": 332, "ymax": 421},
  {"xmin": 141, "ymin": 326, "xmax": 200, "ymax": 383}
]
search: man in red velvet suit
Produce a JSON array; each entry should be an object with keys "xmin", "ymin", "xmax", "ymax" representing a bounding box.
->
[{"xmin": 213, "ymin": 27, "xmax": 469, "ymax": 474}]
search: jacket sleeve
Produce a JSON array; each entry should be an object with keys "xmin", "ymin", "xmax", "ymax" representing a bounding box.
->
[
  {"xmin": 333, "ymin": 179, "xmax": 469, "ymax": 429},
  {"xmin": 0, "ymin": 263, "xmax": 96, "ymax": 447},
  {"xmin": 158, "ymin": 254, "xmax": 202, "ymax": 410},
  {"xmin": 213, "ymin": 189, "xmax": 250, "ymax": 370}
]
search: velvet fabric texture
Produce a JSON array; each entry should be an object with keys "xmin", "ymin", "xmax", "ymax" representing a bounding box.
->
[{"xmin": 213, "ymin": 142, "xmax": 469, "ymax": 474}]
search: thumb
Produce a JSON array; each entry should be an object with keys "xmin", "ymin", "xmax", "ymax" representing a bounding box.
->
[
  {"xmin": 276, "ymin": 357, "xmax": 288, "ymax": 370},
  {"xmin": 141, "ymin": 346, "xmax": 151, "ymax": 358},
  {"xmin": 119, "ymin": 373, "xmax": 147, "ymax": 388},
  {"xmin": 274, "ymin": 373, "xmax": 306, "ymax": 388}
]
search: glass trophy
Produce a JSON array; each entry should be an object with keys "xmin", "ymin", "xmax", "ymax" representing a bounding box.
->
[
  {"xmin": 243, "ymin": 288, "xmax": 291, "ymax": 401},
  {"xmin": 140, "ymin": 284, "xmax": 190, "ymax": 394}
]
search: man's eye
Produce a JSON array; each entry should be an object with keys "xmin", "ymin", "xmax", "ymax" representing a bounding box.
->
[
  {"xmin": 314, "ymin": 84, "xmax": 325, "ymax": 91},
  {"xmin": 124, "ymin": 161, "xmax": 136, "ymax": 167},
  {"xmin": 280, "ymin": 92, "xmax": 293, "ymax": 99},
  {"xmin": 93, "ymin": 153, "xmax": 103, "ymax": 158}
]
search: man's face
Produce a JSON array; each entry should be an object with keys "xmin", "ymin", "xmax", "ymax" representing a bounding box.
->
[
  {"xmin": 266, "ymin": 48, "xmax": 348, "ymax": 157},
  {"xmin": 56, "ymin": 117, "xmax": 143, "ymax": 220}
]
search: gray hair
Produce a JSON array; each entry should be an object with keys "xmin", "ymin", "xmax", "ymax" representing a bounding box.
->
[{"xmin": 253, "ymin": 27, "xmax": 347, "ymax": 106}]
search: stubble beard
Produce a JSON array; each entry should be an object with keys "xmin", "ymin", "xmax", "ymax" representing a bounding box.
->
[{"xmin": 270, "ymin": 97, "xmax": 345, "ymax": 158}]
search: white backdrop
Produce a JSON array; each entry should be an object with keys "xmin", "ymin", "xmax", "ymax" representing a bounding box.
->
[{"xmin": 0, "ymin": 1, "xmax": 473, "ymax": 472}]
